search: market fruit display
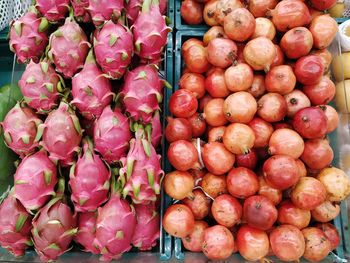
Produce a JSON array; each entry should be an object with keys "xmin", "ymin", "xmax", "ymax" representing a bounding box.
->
[
  {"xmin": 164, "ymin": 0, "xmax": 350, "ymax": 261},
  {"xmin": 0, "ymin": 0, "xmax": 170, "ymax": 261}
]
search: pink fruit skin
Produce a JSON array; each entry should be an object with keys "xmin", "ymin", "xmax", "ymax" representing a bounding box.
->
[
  {"xmin": 71, "ymin": 51, "xmax": 113, "ymax": 120},
  {"xmin": 32, "ymin": 198, "xmax": 77, "ymax": 262},
  {"xmin": 0, "ymin": 193, "xmax": 32, "ymax": 257},
  {"xmin": 69, "ymin": 140, "xmax": 111, "ymax": 212},
  {"xmin": 41, "ymin": 102, "xmax": 83, "ymax": 167},
  {"xmin": 127, "ymin": 0, "xmax": 167, "ymax": 25},
  {"xmin": 150, "ymin": 111, "xmax": 162, "ymax": 148},
  {"xmin": 119, "ymin": 126, "xmax": 164, "ymax": 204},
  {"xmin": 14, "ymin": 151, "xmax": 57, "ymax": 211},
  {"xmin": 95, "ymin": 196, "xmax": 136, "ymax": 261},
  {"xmin": 47, "ymin": 16, "xmax": 90, "ymax": 78},
  {"xmin": 9, "ymin": 11, "xmax": 48, "ymax": 63},
  {"xmin": 132, "ymin": 0, "xmax": 171, "ymax": 63},
  {"xmin": 36, "ymin": 0, "xmax": 69, "ymax": 22},
  {"xmin": 18, "ymin": 61, "xmax": 61, "ymax": 113},
  {"xmin": 87, "ymin": 0, "xmax": 124, "ymax": 26},
  {"xmin": 94, "ymin": 106, "xmax": 132, "ymax": 164},
  {"xmin": 131, "ymin": 202, "xmax": 160, "ymax": 250},
  {"xmin": 121, "ymin": 65, "xmax": 163, "ymax": 124},
  {"xmin": 74, "ymin": 212, "xmax": 99, "ymax": 254},
  {"xmin": 94, "ymin": 21, "xmax": 134, "ymax": 79},
  {"xmin": 71, "ymin": 0, "xmax": 91, "ymax": 22},
  {"xmin": 1, "ymin": 103, "xmax": 42, "ymax": 158}
]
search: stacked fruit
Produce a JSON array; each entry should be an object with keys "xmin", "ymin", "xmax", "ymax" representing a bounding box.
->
[
  {"xmin": 163, "ymin": 0, "xmax": 350, "ymax": 261},
  {"xmin": 0, "ymin": 0, "xmax": 170, "ymax": 262}
]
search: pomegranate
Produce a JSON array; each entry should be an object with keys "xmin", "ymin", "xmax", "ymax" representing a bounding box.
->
[
  {"xmin": 309, "ymin": 14, "xmax": 338, "ymax": 49},
  {"xmin": 310, "ymin": 0, "xmax": 336, "ymax": 10},
  {"xmin": 235, "ymin": 149, "xmax": 258, "ymax": 170},
  {"xmin": 207, "ymin": 38, "xmax": 237, "ymax": 68},
  {"xmin": 203, "ymin": 26, "xmax": 227, "ymax": 46},
  {"xmin": 311, "ymin": 201, "xmax": 340, "ymax": 223},
  {"xmin": 205, "ymin": 68, "xmax": 230, "ymax": 98},
  {"xmin": 169, "ymin": 89, "xmax": 198, "ymax": 118},
  {"xmin": 303, "ymin": 76, "xmax": 336, "ymax": 106},
  {"xmin": 227, "ymin": 166, "xmax": 259, "ymax": 199},
  {"xmin": 199, "ymin": 94, "xmax": 212, "ymax": 112},
  {"xmin": 202, "ymin": 225, "xmax": 235, "ymax": 260},
  {"xmin": 223, "ymin": 92, "xmax": 257, "ymax": 123},
  {"xmin": 182, "ymin": 221, "xmax": 209, "ymax": 252},
  {"xmin": 204, "ymin": 98, "xmax": 228, "ymax": 126},
  {"xmin": 179, "ymin": 73, "xmax": 206, "ymax": 99},
  {"xmin": 208, "ymin": 126, "xmax": 226, "ymax": 143},
  {"xmin": 322, "ymin": 105, "xmax": 339, "ymax": 133},
  {"xmin": 247, "ymin": 74, "xmax": 266, "ymax": 98},
  {"xmin": 270, "ymin": 225, "xmax": 305, "ymax": 261},
  {"xmin": 248, "ymin": 117, "xmax": 274, "ymax": 148},
  {"xmin": 236, "ymin": 42, "xmax": 246, "ymax": 63},
  {"xmin": 243, "ymin": 37, "xmax": 276, "ymax": 71},
  {"xmin": 284, "ymin": 89, "xmax": 311, "ymax": 118},
  {"xmin": 316, "ymin": 223, "xmax": 340, "ymax": 251},
  {"xmin": 252, "ymin": 17, "xmax": 276, "ymax": 40},
  {"xmin": 165, "ymin": 117, "xmax": 192, "ymax": 142},
  {"xmin": 293, "ymin": 107, "xmax": 328, "ymax": 139},
  {"xmin": 202, "ymin": 142, "xmax": 235, "ymax": 175},
  {"xmin": 258, "ymin": 176, "xmax": 282, "ymax": 205},
  {"xmin": 270, "ymin": 0, "xmax": 311, "ymax": 32},
  {"xmin": 271, "ymin": 45, "xmax": 285, "ymax": 68},
  {"xmin": 163, "ymin": 204, "xmax": 195, "ymax": 238},
  {"xmin": 294, "ymin": 55, "xmax": 324, "ymax": 85},
  {"xmin": 200, "ymin": 173, "xmax": 227, "ymax": 198},
  {"xmin": 265, "ymin": 65, "xmax": 296, "ymax": 95},
  {"xmin": 296, "ymin": 159, "xmax": 307, "ymax": 177},
  {"xmin": 183, "ymin": 43, "xmax": 210, "ymax": 73},
  {"xmin": 190, "ymin": 169, "xmax": 207, "ymax": 185},
  {"xmin": 181, "ymin": 0, "xmax": 204, "ymax": 25},
  {"xmin": 182, "ymin": 38, "xmax": 204, "ymax": 55},
  {"xmin": 183, "ymin": 189, "xmax": 212, "ymax": 220},
  {"xmin": 223, "ymin": 8, "xmax": 256, "ymax": 42},
  {"xmin": 223, "ymin": 123, "xmax": 255, "ymax": 154},
  {"xmin": 214, "ymin": 0, "xmax": 243, "ymax": 25},
  {"xmin": 311, "ymin": 49, "xmax": 333, "ymax": 72},
  {"xmin": 211, "ymin": 194, "xmax": 242, "ymax": 227},
  {"xmin": 225, "ymin": 63, "xmax": 254, "ymax": 92},
  {"xmin": 257, "ymin": 93, "xmax": 287, "ymax": 122},
  {"xmin": 302, "ymin": 227, "xmax": 331, "ymax": 262},
  {"xmin": 203, "ymin": 0, "xmax": 219, "ymax": 26},
  {"xmin": 278, "ymin": 200, "xmax": 311, "ymax": 229},
  {"xmin": 237, "ymin": 225, "xmax": 269, "ymax": 261},
  {"xmin": 188, "ymin": 113, "xmax": 206, "ymax": 137},
  {"xmin": 280, "ymin": 27, "xmax": 313, "ymax": 59},
  {"xmin": 291, "ymin": 177, "xmax": 327, "ymax": 210},
  {"xmin": 164, "ymin": 170, "xmax": 195, "ymax": 200},
  {"xmin": 301, "ymin": 138, "xmax": 334, "ymax": 170},
  {"xmin": 167, "ymin": 140, "xmax": 199, "ymax": 171},
  {"xmin": 248, "ymin": 0, "xmax": 278, "ymax": 17},
  {"xmin": 243, "ymin": 195, "xmax": 278, "ymax": 230}
]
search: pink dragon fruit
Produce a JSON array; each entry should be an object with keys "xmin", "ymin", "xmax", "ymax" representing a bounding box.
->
[
  {"xmin": 131, "ymin": 202, "xmax": 160, "ymax": 250},
  {"xmin": 36, "ymin": 0, "xmax": 70, "ymax": 22},
  {"xmin": 9, "ymin": 8, "xmax": 49, "ymax": 64},
  {"xmin": 32, "ymin": 180, "xmax": 77, "ymax": 262},
  {"xmin": 93, "ymin": 106, "xmax": 132, "ymax": 164},
  {"xmin": 69, "ymin": 138, "xmax": 111, "ymax": 212},
  {"xmin": 18, "ymin": 61, "xmax": 63, "ymax": 114},
  {"xmin": 148, "ymin": 111, "xmax": 162, "ymax": 148},
  {"xmin": 14, "ymin": 151, "xmax": 57, "ymax": 212},
  {"xmin": 132, "ymin": 0, "xmax": 171, "ymax": 63},
  {"xmin": 1, "ymin": 102, "xmax": 42, "ymax": 158},
  {"xmin": 95, "ymin": 195, "xmax": 136, "ymax": 261},
  {"xmin": 126, "ymin": 0, "xmax": 167, "ymax": 25},
  {"xmin": 39, "ymin": 102, "xmax": 83, "ymax": 166},
  {"xmin": 47, "ymin": 14, "xmax": 90, "ymax": 78},
  {"xmin": 121, "ymin": 64, "xmax": 163, "ymax": 124},
  {"xmin": 71, "ymin": 50, "xmax": 113, "ymax": 120},
  {"xmin": 0, "ymin": 191, "xmax": 33, "ymax": 257},
  {"xmin": 71, "ymin": 0, "xmax": 91, "ymax": 22},
  {"xmin": 87, "ymin": 0, "xmax": 124, "ymax": 26},
  {"xmin": 119, "ymin": 124, "xmax": 163, "ymax": 204},
  {"xmin": 74, "ymin": 212, "xmax": 99, "ymax": 254},
  {"xmin": 93, "ymin": 20, "xmax": 134, "ymax": 79}
]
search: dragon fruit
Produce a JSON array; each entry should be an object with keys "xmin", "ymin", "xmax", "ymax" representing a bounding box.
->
[
  {"xmin": 131, "ymin": 202, "xmax": 160, "ymax": 250},
  {"xmin": 74, "ymin": 212, "xmax": 99, "ymax": 254},
  {"xmin": 32, "ymin": 179, "xmax": 77, "ymax": 262},
  {"xmin": 71, "ymin": 50, "xmax": 113, "ymax": 120},
  {"xmin": 18, "ymin": 61, "xmax": 63, "ymax": 114},
  {"xmin": 119, "ymin": 124, "xmax": 163, "ymax": 204},
  {"xmin": 35, "ymin": 0, "xmax": 70, "ymax": 22},
  {"xmin": 148, "ymin": 111, "xmax": 162, "ymax": 148},
  {"xmin": 93, "ymin": 20, "xmax": 134, "ymax": 79},
  {"xmin": 71, "ymin": 0, "xmax": 91, "ymax": 22},
  {"xmin": 87, "ymin": 0, "xmax": 124, "ymax": 26},
  {"xmin": 121, "ymin": 64, "xmax": 163, "ymax": 124},
  {"xmin": 94, "ymin": 106, "xmax": 132, "ymax": 164},
  {"xmin": 39, "ymin": 102, "xmax": 83, "ymax": 167},
  {"xmin": 126, "ymin": 0, "xmax": 167, "ymax": 25},
  {"xmin": 14, "ymin": 150, "xmax": 57, "ymax": 212},
  {"xmin": 95, "ymin": 195, "xmax": 136, "ymax": 261},
  {"xmin": 1, "ymin": 102, "xmax": 42, "ymax": 158},
  {"xmin": 132, "ymin": 0, "xmax": 171, "ymax": 63},
  {"xmin": 47, "ymin": 14, "xmax": 90, "ymax": 78},
  {"xmin": 69, "ymin": 138, "xmax": 111, "ymax": 212},
  {"xmin": 9, "ymin": 8, "xmax": 49, "ymax": 64},
  {"xmin": 0, "ymin": 191, "xmax": 33, "ymax": 257}
]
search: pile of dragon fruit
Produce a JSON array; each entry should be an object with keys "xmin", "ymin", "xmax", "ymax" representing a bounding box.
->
[{"xmin": 0, "ymin": 0, "xmax": 170, "ymax": 261}]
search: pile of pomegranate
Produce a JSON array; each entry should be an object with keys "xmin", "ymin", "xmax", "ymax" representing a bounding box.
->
[{"xmin": 163, "ymin": 0, "xmax": 350, "ymax": 261}]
